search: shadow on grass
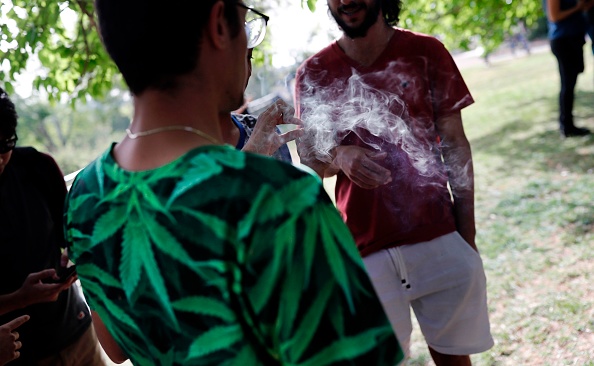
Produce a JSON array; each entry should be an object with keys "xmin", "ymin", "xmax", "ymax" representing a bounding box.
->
[{"xmin": 471, "ymin": 91, "xmax": 594, "ymax": 174}]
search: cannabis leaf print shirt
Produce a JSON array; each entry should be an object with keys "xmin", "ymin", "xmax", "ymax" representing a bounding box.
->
[{"xmin": 65, "ymin": 144, "xmax": 403, "ymax": 366}]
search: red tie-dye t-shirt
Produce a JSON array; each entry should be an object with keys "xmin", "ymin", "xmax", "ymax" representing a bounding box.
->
[{"xmin": 295, "ymin": 28, "xmax": 474, "ymax": 256}]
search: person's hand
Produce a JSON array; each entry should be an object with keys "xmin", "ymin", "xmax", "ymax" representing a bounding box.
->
[
  {"xmin": 15, "ymin": 269, "xmax": 77, "ymax": 308},
  {"xmin": 243, "ymin": 99, "xmax": 304, "ymax": 156},
  {"xmin": 332, "ymin": 145, "xmax": 392, "ymax": 189},
  {"xmin": 0, "ymin": 315, "xmax": 29, "ymax": 366}
]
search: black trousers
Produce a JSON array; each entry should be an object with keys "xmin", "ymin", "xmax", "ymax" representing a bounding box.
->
[{"xmin": 550, "ymin": 36, "xmax": 585, "ymax": 131}]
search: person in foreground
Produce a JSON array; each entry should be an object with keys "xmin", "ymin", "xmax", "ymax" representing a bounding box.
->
[
  {"xmin": 295, "ymin": 0, "xmax": 493, "ymax": 364},
  {"xmin": 64, "ymin": 1, "xmax": 403, "ymax": 365},
  {"xmin": 0, "ymin": 88, "xmax": 104, "ymax": 365}
]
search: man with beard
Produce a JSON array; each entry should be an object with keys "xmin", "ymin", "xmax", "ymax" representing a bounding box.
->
[{"xmin": 295, "ymin": 0, "xmax": 494, "ymax": 364}]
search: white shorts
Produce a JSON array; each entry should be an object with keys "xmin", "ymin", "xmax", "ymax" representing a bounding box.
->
[{"xmin": 363, "ymin": 231, "xmax": 494, "ymax": 356}]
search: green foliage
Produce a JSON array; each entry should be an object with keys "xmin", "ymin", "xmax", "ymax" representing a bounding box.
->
[
  {"xmin": 399, "ymin": 0, "xmax": 545, "ymax": 54},
  {"xmin": 1, "ymin": 0, "xmax": 119, "ymax": 102},
  {"xmin": 301, "ymin": 0, "xmax": 317, "ymax": 12},
  {"xmin": 2, "ymin": 0, "xmax": 547, "ymax": 101},
  {"xmin": 12, "ymin": 90, "xmax": 130, "ymax": 174}
]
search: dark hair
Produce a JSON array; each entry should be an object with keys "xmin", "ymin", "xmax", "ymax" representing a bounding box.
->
[
  {"xmin": 0, "ymin": 87, "xmax": 18, "ymax": 138},
  {"xmin": 95, "ymin": 0, "xmax": 242, "ymax": 95},
  {"xmin": 382, "ymin": 0, "xmax": 402, "ymax": 26}
]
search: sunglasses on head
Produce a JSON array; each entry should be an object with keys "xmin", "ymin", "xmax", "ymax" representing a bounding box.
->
[{"xmin": 0, "ymin": 134, "xmax": 17, "ymax": 154}]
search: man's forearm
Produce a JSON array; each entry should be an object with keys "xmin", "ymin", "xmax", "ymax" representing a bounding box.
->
[
  {"xmin": 442, "ymin": 139, "xmax": 477, "ymax": 250},
  {"xmin": 451, "ymin": 193, "xmax": 477, "ymax": 251},
  {"xmin": 446, "ymin": 152, "xmax": 477, "ymax": 250}
]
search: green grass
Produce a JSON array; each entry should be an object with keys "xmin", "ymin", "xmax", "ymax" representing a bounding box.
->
[{"xmin": 406, "ymin": 51, "xmax": 594, "ymax": 365}]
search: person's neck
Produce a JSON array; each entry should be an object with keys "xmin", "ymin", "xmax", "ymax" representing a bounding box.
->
[
  {"xmin": 337, "ymin": 20, "xmax": 395, "ymax": 67},
  {"xmin": 131, "ymin": 88, "xmax": 221, "ymax": 137},
  {"xmin": 114, "ymin": 86, "xmax": 227, "ymax": 171}
]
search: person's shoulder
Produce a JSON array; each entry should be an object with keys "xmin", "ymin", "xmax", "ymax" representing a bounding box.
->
[
  {"xmin": 298, "ymin": 41, "xmax": 338, "ymax": 72},
  {"xmin": 12, "ymin": 146, "xmax": 40, "ymax": 159},
  {"xmin": 395, "ymin": 27, "xmax": 444, "ymax": 47},
  {"xmin": 243, "ymin": 152, "xmax": 320, "ymax": 186},
  {"xmin": 394, "ymin": 27, "xmax": 452, "ymax": 60},
  {"xmin": 69, "ymin": 144, "xmax": 114, "ymax": 192},
  {"xmin": 312, "ymin": 41, "xmax": 337, "ymax": 57},
  {"xmin": 12, "ymin": 146, "xmax": 59, "ymax": 169},
  {"xmin": 240, "ymin": 154, "xmax": 327, "ymax": 213},
  {"xmin": 188, "ymin": 147, "xmax": 314, "ymax": 187}
]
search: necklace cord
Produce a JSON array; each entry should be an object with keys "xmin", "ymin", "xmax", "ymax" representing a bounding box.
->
[{"xmin": 125, "ymin": 125, "xmax": 221, "ymax": 145}]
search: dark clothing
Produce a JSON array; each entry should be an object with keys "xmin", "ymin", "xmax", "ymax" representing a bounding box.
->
[
  {"xmin": 0, "ymin": 147, "xmax": 91, "ymax": 365},
  {"xmin": 545, "ymin": 0, "xmax": 589, "ymax": 39},
  {"xmin": 544, "ymin": 0, "xmax": 588, "ymax": 132},
  {"xmin": 551, "ymin": 36, "xmax": 586, "ymax": 131}
]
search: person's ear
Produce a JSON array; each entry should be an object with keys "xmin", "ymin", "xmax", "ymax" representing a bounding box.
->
[{"xmin": 207, "ymin": 1, "xmax": 231, "ymax": 50}]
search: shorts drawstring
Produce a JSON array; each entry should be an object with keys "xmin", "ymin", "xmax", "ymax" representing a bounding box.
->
[{"xmin": 388, "ymin": 247, "xmax": 411, "ymax": 290}]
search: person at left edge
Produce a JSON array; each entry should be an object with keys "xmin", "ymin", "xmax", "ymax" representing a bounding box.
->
[{"xmin": 0, "ymin": 87, "xmax": 104, "ymax": 365}]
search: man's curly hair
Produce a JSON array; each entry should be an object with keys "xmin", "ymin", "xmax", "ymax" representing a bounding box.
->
[
  {"xmin": 0, "ymin": 87, "xmax": 18, "ymax": 138},
  {"xmin": 382, "ymin": 0, "xmax": 402, "ymax": 26}
]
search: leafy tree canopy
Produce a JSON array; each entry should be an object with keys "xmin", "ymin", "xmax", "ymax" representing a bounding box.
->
[
  {"xmin": 300, "ymin": 0, "xmax": 545, "ymax": 54},
  {"xmin": 397, "ymin": 0, "xmax": 544, "ymax": 56},
  {"xmin": 1, "ymin": 0, "xmax": 118, "ymax": 102},
  {"xmin": 1, "ymin": 0, "xmax": 544, "ymax": 102}
]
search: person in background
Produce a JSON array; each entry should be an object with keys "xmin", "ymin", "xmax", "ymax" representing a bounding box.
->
[
  {"xmin": 64, "ymin": 1, "xmax": 404, "ymax": 365},
  {"xmin": 0, "ymin": 87, "xmax": 104, "ymax": 365},
  {"xmin": 0, "ymin": 315, "xmax": 29, "ymax": 366},
  {"xmin": 544, "ymin": 0, "xmax": 594, "ymax": 137},
  {"xmin": 510, "ymin": 19, "xmax": 531, "ymax": 55},
  {"xmin": 223, "ymin": 48, "xmax": 302, "ymax": 161},
  {"xmin": 295, "ymin": 0, "xmax": 493, "ymax": 364}
]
